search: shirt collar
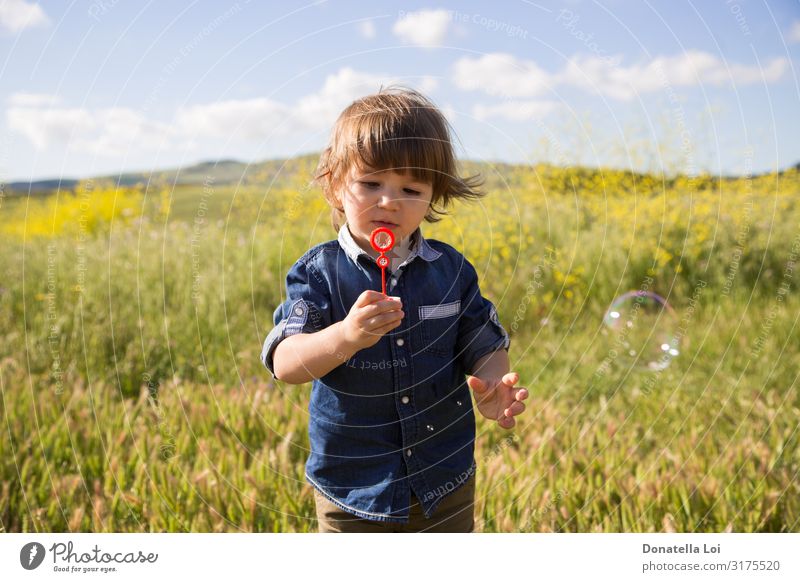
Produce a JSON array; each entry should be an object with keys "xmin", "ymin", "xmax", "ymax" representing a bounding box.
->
[{"xmin": 337, "ymin": 223, "xmax": 442, "ymax": 267}]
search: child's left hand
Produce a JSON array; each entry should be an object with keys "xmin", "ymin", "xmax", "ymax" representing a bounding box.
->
[{"xmin": 467, "ymin": 372, "xmax": 528, "ymax": 430}]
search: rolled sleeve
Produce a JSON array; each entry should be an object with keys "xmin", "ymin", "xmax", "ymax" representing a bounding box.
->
[
  {"xmin": 456, "ymin": 259, "xmax": 510, "ymax": 373},
  {"xmin": 261, "ymin": 259, "xmax": 331, "ymax": 377}
]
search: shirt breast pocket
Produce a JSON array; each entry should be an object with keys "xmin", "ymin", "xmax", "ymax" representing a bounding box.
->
[{"xmin": 418, "ymin": 300, "xmax": 461, "ymax": 357}]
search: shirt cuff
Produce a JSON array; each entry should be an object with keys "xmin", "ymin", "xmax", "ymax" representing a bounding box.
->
[
  {"xmin": 461, "ymin": 306, "xmax": 511, "ymax": 373},
  {"xmin": 261, "ymin": 298, "xmax": 317, "ymax": 378},
  {"xmin": 261, "ymin": 319, "xmax": 288, "ymax": 378}
]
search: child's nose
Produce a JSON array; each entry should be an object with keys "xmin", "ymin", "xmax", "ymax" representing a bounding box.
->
[{"xmin": 377, "ymin": 188, "xmax": 401, "ymax": 208}]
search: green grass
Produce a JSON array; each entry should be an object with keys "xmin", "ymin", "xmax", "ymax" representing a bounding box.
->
[{"xmin": 1, "ymin": 164, "xmax": 798, "ymax": 532}]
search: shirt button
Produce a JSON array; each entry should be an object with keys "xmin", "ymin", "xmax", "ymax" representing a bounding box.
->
[
  {"xmin": 406, "ymin": 449, "xmax": 412, "ymax": 457},
  {"xmin": 401, "ymin": 396, "xmax": 409, "ymax": 404},
  {"xmin": 396, "ymin": 338, "xmax": 404, "ymax": 346},
  {"xmin": 294, "ymin": 306, "xmax": 304, "ymax": 316}
]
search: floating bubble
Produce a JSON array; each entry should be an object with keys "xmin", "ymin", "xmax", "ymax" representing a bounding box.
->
[{"xmin": 603, "ymin": 291, "xmax": 681, "ymax": 371}]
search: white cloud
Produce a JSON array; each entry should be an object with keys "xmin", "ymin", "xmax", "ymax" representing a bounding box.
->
[
  {"xmin": 7, "ymin": 106, "xmax": 94, "ymax": 149},
  {"xmin": 472, "ymin": 100, "xmax": 563, "ymax": 122},
  {"xmin": 293, "ymin": 67, "xmax": 393, "ymax": 127},
  {"xmin": 454, "ymin": 50, "xmax": 788, "ymax": 102},
  {"xmin": 5, "ymin": 68, "xmax": 403, "ymax": 155},
  {"xmin": 0, "ymin": 0, "xmax": 49, "ymax": 33},
  {"xmin": 726, "ymin": 57, "xmax": 787, "ymax": 84},
  {"xmin": 79, "ymin": 109, "xmax": 175, "ymax": 155},
  {"xmin": 790, "ymin": 20, "xmax": 800, "ymax": 44},
  {"xmin": 8, "ymin": 103, "xmax": 174, "ymax": 153},
  {"xmin": 561, "ymin": 51, "xmax": 787, "ymax": 100},
  {"xmin": 452, "ymin": 53, "xmax": 552, "ymax": 97},
  {"xmin": 393, "ymin": 9, "xmax": 451, "ymax": 46},
  {"xmin": 175, "ymin": 98, "xmax": 290, "ymax": 139},
  {"xmin": 417, "ymin": 75, "xmax": 439, "ymax": 93},
  {"xmin": 358, "ymin": 19, "xmax": 376, "ymax": 39}
]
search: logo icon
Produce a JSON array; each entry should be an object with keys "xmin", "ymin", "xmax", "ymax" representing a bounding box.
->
[{"xmin": 20, "ymin": 542, "xmax": 46, "ymax": 570}]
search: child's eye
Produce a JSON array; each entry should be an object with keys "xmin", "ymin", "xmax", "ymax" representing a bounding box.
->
[
  {"xmin": 403, "ymin": 188, "xmax": 421, "ymax": 195},
  {"xmin": 361, "ymin": 181, "xmax": 380, "ymax": 189}
]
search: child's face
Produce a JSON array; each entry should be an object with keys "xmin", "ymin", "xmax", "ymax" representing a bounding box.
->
[{"xmin": 337, "ymin": 164, "xmax": 434, "ymax": 254}]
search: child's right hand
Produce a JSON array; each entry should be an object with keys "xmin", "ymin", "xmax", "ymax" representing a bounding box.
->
[{"xmin": 341, "ymin": 290, "xmax": 404, "ymax": 350}]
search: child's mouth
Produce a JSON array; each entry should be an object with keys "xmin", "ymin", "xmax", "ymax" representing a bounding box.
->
[{"xmin": 371, "ymin": 221, "xmax": 398, "ymax": 228}]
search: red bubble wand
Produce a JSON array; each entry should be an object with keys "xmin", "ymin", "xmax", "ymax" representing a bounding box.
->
[{"xmin": 370, "ymin": 227, "xmax": 395, "ymax": 295}]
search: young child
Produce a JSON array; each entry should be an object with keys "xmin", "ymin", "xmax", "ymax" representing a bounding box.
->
[{"xmin": 260, "ymin": 87, "xmax": 528, "ymax": 533}]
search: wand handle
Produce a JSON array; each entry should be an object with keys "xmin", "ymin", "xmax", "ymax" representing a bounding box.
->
[{"xmin": 370, "ymin": 227, "xmax": 395, "ymax": 296}]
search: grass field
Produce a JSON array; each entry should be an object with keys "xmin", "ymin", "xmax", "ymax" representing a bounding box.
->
[{"xmin": 1, "ymin": 162, "xmax": 799, "ymax": 532}]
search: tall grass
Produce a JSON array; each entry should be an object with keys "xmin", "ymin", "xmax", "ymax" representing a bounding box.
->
[{"xmin": 1, "ymin": 164, "xmax": 798, "ymax": 531}]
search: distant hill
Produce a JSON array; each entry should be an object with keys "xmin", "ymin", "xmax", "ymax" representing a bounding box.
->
[
  {"xmin": 3, "ymin": 155, "xmax": 798, "ymax": 197},
  {"xmin": 3, "ymin": 155, "xmax": 321, "ymax": 196},
  {"xmin": 4, "ymin": 178, "xmax": 81, "ymax": 194}
]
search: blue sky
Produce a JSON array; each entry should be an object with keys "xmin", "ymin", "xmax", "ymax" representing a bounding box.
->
[{"xmin": 1, "ymin": 0, "xmax": 798, "ymax": 181}]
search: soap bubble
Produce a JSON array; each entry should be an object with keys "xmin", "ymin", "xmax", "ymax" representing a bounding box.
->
[{"xmin": 603, "ymin": 291, "xmax": 681, "ymax": 371}]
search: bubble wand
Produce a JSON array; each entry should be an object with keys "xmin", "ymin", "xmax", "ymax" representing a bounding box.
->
[{"xmin": 370, "ymin": 227, "xmax": 395, "ymax": 295}]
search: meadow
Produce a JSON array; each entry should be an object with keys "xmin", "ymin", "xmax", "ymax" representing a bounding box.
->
[{"xmin": 1, "ymin": 160, "xmax": 798, "ymax": 532}]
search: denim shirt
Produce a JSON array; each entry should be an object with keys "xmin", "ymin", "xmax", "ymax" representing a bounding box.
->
[{"xmin": 260, "ymin": 224, "xmax": 510, "ymax": 523}]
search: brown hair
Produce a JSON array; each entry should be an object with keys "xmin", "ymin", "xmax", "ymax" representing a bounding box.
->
[{"xmin": 313, "ymin": 86, "xmax": 484, "ymax": 231}]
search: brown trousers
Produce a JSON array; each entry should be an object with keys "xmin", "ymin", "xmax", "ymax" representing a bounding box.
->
[{"xmin": 314, "ymin": 476, "xmax": 475, "ymax": 533}]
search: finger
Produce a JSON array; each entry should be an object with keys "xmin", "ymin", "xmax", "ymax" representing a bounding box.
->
[
  {"xmin": 502, "ymin": 372, "xmax": 519, "ymax": 387},
  {"xmin": 498, "ymin": 416, "xmax": 516, "ymax": 430},
  {"xmin": 514, "ymin": 388, "xmax": 529, "ymax": 401},
  {"xmin": 372, "ymin": 319, "xmax": 402, "ymax": 336},
  {"xmin": 504, "ymin": 401, "xmax": 525, "ymax": 417},
  {"xmin": 365, "ymin": 310, "xmax": 404, "ymax": 330},
  {"xmin": 366, "ymin": 299, "xmax": 403, "ymax": 315},
  {"xmin": 466, "ymin": 375, "xmax": 488, "ymax": 394},
  {"xmin": 355, "ymin": 290, "xmax": 387, "ymax": 308}
]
